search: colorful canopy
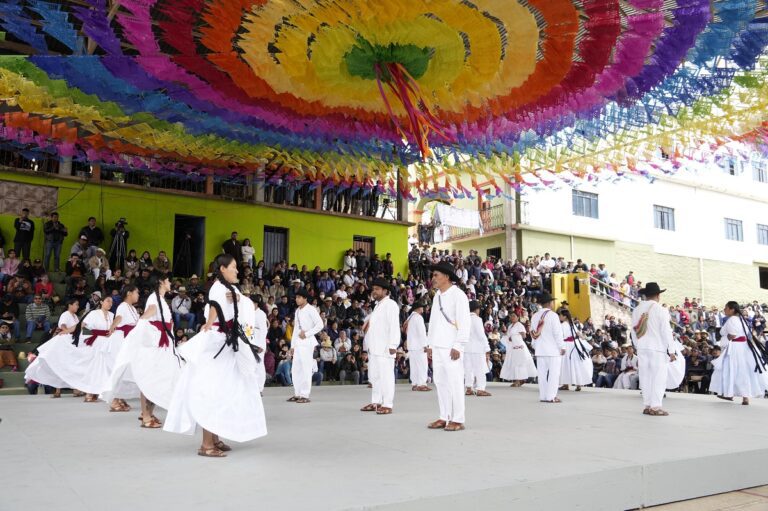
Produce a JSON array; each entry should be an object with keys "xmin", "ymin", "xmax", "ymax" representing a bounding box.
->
[{"xmin": 0, "ymin": 0, "xmax": 767, "ymax": 198}]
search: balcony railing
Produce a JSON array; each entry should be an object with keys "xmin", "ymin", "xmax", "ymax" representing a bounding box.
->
[{"xmin": 443, "ymin": 204, "xmax": 505, "ymax": 241}]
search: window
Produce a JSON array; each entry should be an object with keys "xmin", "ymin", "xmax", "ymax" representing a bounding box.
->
[
  {"xmin": 487, "ymin": 247, "xmax": 502, "ymax": 260},
  {"xmin": 758, "ymin": 224, "xmax": 768, "ymax": 246},
  {"xmin": 653, "ymin": 205, "xmax": 675, "ymax": 231},
  {"xmin": 724, "ymin": 218, "xmax": 743, "ymax": 241},
  {"xmin": 754, "ymin": 163, "xmax": 768, "ymax": 183},
  {"xmin": 761, "ymin": 267, "xmax": 768, "ymax": 290},
  {"xmin": 572, "ymin": 190, "xmax": 599, "ymax": 219}
]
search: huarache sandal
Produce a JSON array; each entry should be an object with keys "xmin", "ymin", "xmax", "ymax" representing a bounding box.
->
[
  {"xmin": 417, "ymin": 385, "xmax": 432, "ymax": 391},
  {"xmin": 84, "ymin": 395, "xmax": 99, "ymax": 403},
  {"xmin": 465, "ymin": 388, "xmax": 474, "ymax": 396},
  {"xmin": 559, "ymin": 385, "xmax": 569, "ymax": 391},
  {"xmin": 51, "ymin": 393, "xmax": 61, "ymax": 398},
  {"xmin": 360, "ymin": 403, "xmax": 378, "ymax": 412},
  {"xmin": 575, "ymin": 386, "xmax": 582, "ymax": 392},
  {"xmin": 296, "ymin": 398, "xmax": 311, "ymax": 403},
  {"xmin": 376, "ymin": 407, "xmax": 393, "ymax": 415},
  {"xmin": 648, "ymin": 409, "xmax": 669, "ymax": 416},
  {"xmin": 643, "ymin": 408, "xmax": 651, "ymax": 415},
  {"xmin": 287, "ymin": 396, "xmax": 299, "ymax": 402},
  {"xmin": 716, "ymin": 395, "xmax": 734, "ymax": 401},
  {"xmin": 197, "ymin": 447, "xmax": 226, "ymax": 458},
  {"xmin": 475, "ymin": 390, "xmax": 492, "ymax": 397},
  {"xmin": 444, "ymin": 422, "xmax": 465, "ymax": 432},
  {"xmin": 214, "ymin": 441, "xmax": 232, "ymax": 452},
  {"xmin": 140, "ymin": 417, "xmax": 162, "ymax": 428},
  {"xmin": 72, "ymin": 390, "xmax": 85, "ymax": 397},
  {"xmin": 137, "ymin": 415, "xmax": 159, "ymax": 421},
  {"xmin": 118, "ymin": 399, "xmax": 131, "ymax": 410},
  {"xmin": 427, "ymin": 419, "xmax": 447, "ymax": 429},
  {"xmin": 110, "ymin": 402, "xmax": 129, "ymax": 412}
]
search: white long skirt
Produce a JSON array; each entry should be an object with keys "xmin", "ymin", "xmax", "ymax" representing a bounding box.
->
[
  {"xmin": 102, "ymin": 329, "xmax": 141, "ymax": 401},
  {"xmin": 122, "ymin": 320, "xmax": 183, "ymax": 410},
  {"xmin": 500, "ymin": 346, "xmax": 537, "ymax": 381},
  {"xmin": 667, "ymin": 355, "xmax": 685, "ymax": 390},
  {"xmin": 72, "ymin": 333, "xmax": 114, "ymax": 395},
  {"xmin": 710, "ymin": 342, "xmax": 768, "ymax": 398},
  {"xmin": 164, "ymin": 330, "xmax": 267, "ymax": 442},
  {"xmin": 559, "ymin": 340, "xmax": 594, "ymax": 386},
  {"xmin": 24, "ymin": 333, "xmax": 74, "ymax": 389}
]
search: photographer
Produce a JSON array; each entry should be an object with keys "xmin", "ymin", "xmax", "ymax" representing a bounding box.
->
[{"xmin": 109, "ymin": 218, "xmax": 130, "ymax": 270}]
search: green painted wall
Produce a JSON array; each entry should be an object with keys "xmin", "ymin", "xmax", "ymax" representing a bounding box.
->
[
  {"xmin": 439, "ymin": 232, "xmax": 507, "ymax": 260},
  {"xmin": 0, "ymin": 171, "xmax": 408, "ymax": 274}
]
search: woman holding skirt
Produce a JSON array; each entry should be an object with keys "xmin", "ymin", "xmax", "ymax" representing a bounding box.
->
[
  {"xmin": 558, "ymin": 309, "xmax": 593, "ymax": 392},
  {"xmin": 24, "ymin": 298, "xmax": 81, "ymax": 398},
  {"xmin": 101, "ymin": 285, "xmax": 141, "ymax": 412},
  {"xmin": 710, "ymin": 301, "xmax": 768, "ymax": 405},
  {"xmin": 75, "ymin": 297, "xmax": 118, "ymax": 403},
  {"xmin": 119, "ymin": 274, "xmax": 182, "ymax": 428},
  {"xmin": 499, "ymin": 313, "xmax": 536, "ymax": 386},
  {"xmin": 164, "ymin": 254, "xmax": 267, "ymax": 457},
  {"xmin": 666, "ymin": 337, "xmax": 686, "ymax": 391}
]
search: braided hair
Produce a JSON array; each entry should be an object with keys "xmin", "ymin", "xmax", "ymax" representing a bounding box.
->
[
  {"xmin": 121, "ymin": 284, "xmax": 138, "ymax": 301},
  {"xmin": 214, "ymin": 253, "xmax": 240, "ymax": 325},
  {"xmin": 558, "ymin": 308, "xmax": 588, "ymax": 360},
  {"xmin": 153, "ymin": 273, "xmax": 175, "ymax": 345}
]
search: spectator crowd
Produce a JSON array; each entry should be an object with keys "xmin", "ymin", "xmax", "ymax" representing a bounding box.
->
[{"xmin": 1, "ymin": 209, "xmax": 766, "ymax": 398}]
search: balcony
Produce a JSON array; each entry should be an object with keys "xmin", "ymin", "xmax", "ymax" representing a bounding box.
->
[{"xmin": 443, "ymin": 204, "xmax": 505, "ymax": 241}]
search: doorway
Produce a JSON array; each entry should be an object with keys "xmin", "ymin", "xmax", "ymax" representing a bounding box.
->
[
  {"xmin": 264, "ymin": 226, "xmax": 288, "ymax": 271},
  {"xmin": 173, "ymin": 215, "xmax": 205, "ymax": 278},
  {"xmin": 353, "ymin": 235, "xmax": 375, "ymax": 258}
]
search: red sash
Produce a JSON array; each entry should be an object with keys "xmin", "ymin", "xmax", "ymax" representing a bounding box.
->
[
  {"xmin": 149, "ymin": 321, "xmax": 174, "ymax": 347},
  {"xmin": 213, "ymin": 320, "xmax": 234, "ymax": 332},
  {"xmin": 116, "ymin": 325, "xmax": 135, "ymax": 336},
  {"xmin": 564, "ymin": 336, "xmax": 574, "ymax": 343},
  {"xmin": 83, "ymin": 329, "xmax": 109, "ymax": 346},
  {"xmin": 731, "ymin": 336, "xmax": 747, "ymax": 342}
]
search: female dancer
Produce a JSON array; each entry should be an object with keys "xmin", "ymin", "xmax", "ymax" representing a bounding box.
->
[
  {"xmin": 711, "ymin": 301, "xmax": 768, "ymax": 405},
  {"xmin": 102, "ymin": 285, "xmax": 141, "ymax": 412},
  {"xmin": 121, "ymin": 273, "xmax": 181, "ymax": 428},
  {"xmin": 499, "ymin": 312, "xmax": 536, "ymax": 387},
  {"xmin": 24, "ymin": 298, "xmax": 80, "ymax": 398},
  {"xmin": 76, "ymin": 296, "xmax": 118, "ymax": 402},
  {"xmin": 558, "ymin": 309, "xmax": 593, "ymax": 392},
  {"xmin": 666, "ymin": 335, "xmax": 686, "ymax": 391},
  {"xmin": 165, "ymin": 254, "xmax": 267, "ymax": 457}
]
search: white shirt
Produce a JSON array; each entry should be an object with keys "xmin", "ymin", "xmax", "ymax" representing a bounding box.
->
[
  {"xmin": 171, "ymin": 295, "xmax": 191, "ymax": 315},
  {"xmin": 366, "ymin": 296, "xmax": 401, "ymax": 357},
  {"xmin": 405, "ymin": 312, "xmax": 427, "ymax": 351},
  {"xmin": 466, "ymin": 313, "xmax": 490, "ymax": 354},
  {"xmin": 58, "ymin": 311, "xmax": 79, "ymax": 330},
  {"xmin": 719, "ymin": 315, "xmax": 750, "ymax": 348},
  {"xmin": 503, "ymin": 322, "xmax": 527, "ymax": 349},
  {"xmin": 146, "ymin": 292, "xmax": 172, "ymax": 322},
  {"xmin": 292, "ymin": 304, "xmax": 323, "ymax": 349},
  {"xmin": 116, "ymin": 302, "xmax": 139, "ymax": 328},
  {"xmin": 253, "ymin": 306, "xmax": 269, "ymax": 350},
  {"xmin": 530, "ymin": 308, "xmax": 565, "ymax": 356},
  {"xmin": 630, "ymin": 300, "xmax": 673, "ymax": 353},
  {"xmin": 621, "ymin": 354, "xmax": 639, "ymax": 372},
  {"xmin": 426, "ymin": 285, "xmax": 470, "ymax": 352},
  {"xmin": 82, "ymin": 309, "xmax": 114, "ymax": 331}
]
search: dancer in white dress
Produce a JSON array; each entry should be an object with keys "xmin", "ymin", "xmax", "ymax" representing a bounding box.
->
[
  {"xmin": 164, "ymin": 254, "xmax": 267, "ymax": 457},
  {"xmin": 101, "ymin": 285, "xmax": 141, "ymax": 412},
  {"xmin": 24, "ymin": 298, "xmax": 80, "ymax": 398},
  {"xmin": 124, "ymin": 274, "xmax": 182, "ymax": 428},
  {"xmin": 666, "ymin": 337, "xmax": 685, "ymax": 391},
  {"xmin": 499, "ymin": 313, "xmax": 536, "ymax": 386},
  {"xmin": 252, "ymin": 302, "xmax": 269, "ymax": 393},
  {"xmin": 710, "ymin": 301, "xmax": 768, "ymax": 405},
  {"xmin": 72, "ymin": 297, "xmax": 118, "ymax": 403},
  {"xmin": 558, "ymin": 309, "xmax": 593, "ymax": 391}
]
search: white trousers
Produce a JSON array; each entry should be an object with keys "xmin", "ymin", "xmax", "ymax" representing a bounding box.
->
[
  {"xmin": 463, "ymin": 352, "xmax": 488, "ymax": 391},
  {"xmin": 92, "ymin": 268, "xmax": 112, "ymax": 280},
  {"xmin": 433, "ymin": 347, "xmax": 465, "ymax": 423},
  {"xmin": 255, "ymin": 359, "xmax": 266, "ymax": 393},
  {"xmin": 536, "ymin": 356, "xmax": 562, "ymax": 401},
  {"xmin": 291, "ymin": 346, "xmax": 313, "ymax": 398},
  {"xmin": 370, "ymin": 354, "xmax": 395, "ymax": 408},
  {"xmin": 638, "ymin": 349, "xmax": 667, "ymax": 409},
  {"xmin": 409, "ymin": 349, "xmax": 428, "ymax": 385}
]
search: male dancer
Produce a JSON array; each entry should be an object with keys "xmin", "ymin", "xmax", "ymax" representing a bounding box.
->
[
  {"xmin": 531, "ymin": 292, "xmax": 565, "ymax": 403},
  {"xmin": 426, "ymin": 262, "xmax": 470, "ymax": 431},
  {"xmin": 465, "ymin": 300, "xmax": 491, "ymax": 396},
  {"xmin": 405, "ymin": 300, "xmax": 430, "ymax": 391},
  {"xmin": 289, "ymin": 289, "xmax": 323, "ymax": 403}
]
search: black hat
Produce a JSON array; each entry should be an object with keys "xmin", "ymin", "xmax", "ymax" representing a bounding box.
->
[
  {"xmin": 430, "ymin": 261, "xmax": 459, "ymax": 282},
  {"xmin": 538, "ymin": 292, "xmax": 554, "ymax": 305},
  {"xmin": 295, "ymin": 288, "xmax": 309, "ymax": 299},
  {"xmin": 469, "ymin": 300, "xmax": 481, "ymax": 312},
  {"xmin": 639, "ymin": 282, "xmax": 665, "ymax": 296},
  {"xmin": 371, "ymin": 277, "xmax": 391, "ymax": 292}
]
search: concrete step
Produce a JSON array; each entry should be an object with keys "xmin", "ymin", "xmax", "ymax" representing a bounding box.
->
[{"xmin": 0, "ymin": 371, "xmax": 26, "ymax": 388}]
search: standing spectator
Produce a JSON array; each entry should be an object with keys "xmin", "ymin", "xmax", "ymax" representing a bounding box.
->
[
  {"xmin": 241, "ymin": 238, "xmax": 255, "ymax": 268},
  {"xmin": 343, "ymin": 249, "xmax": 357, "ymax": 272},
  {"xmin": 222, "ymin": 231, "xmax": 242, "ymax": 265},
  {"xmin": 153, "ymin": 250, "xmax": 172, "ymax": 274},
  {"xmin": 79, "ymin": 216, "xmax": 104, "ymax": 248},
  {"xmin": 171, "ymin": 286, "xmax": 196, "ymax": 331},
  {"xmin": 24, "ymin": 294, "xmax": 51, "ymax": 340},
  {"xmin": 382, "ymin": 253, "xmax": 394, "ymax": 277},
  {"xmin": 13, "ymin": 208, "xmax": 35, "ymax": 261},
  {"xmin": 43, "ymin": 212, "xmax": 68, "ymax": 272}
]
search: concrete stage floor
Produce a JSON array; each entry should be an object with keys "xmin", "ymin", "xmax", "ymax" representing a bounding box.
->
[{"xmin": 3, "ymin": 383, "xmax": 768, "ymax": 511}]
